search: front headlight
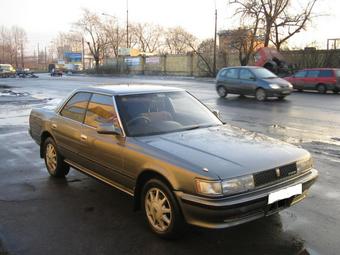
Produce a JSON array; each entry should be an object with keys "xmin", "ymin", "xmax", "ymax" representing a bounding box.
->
[
  {"xmin": 297, "ymin": 157, "xmax": 313, "ymax": 173},
  {"xmin": 222, "ymin": 175, "xmax": 255, "ymax": 195},
  {"xmin": 195, "ymin": 179, "xmax": 222, "ymax": 196},
  {"xmin": 288, "ymin": 83, "xmax": 293, "ymax": 88},
  {"xmin": 269, "ymin": 84, "xmax": 281, "ymax": 89}
]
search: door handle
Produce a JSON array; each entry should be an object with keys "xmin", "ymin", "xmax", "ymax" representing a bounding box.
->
[
  {"xmin": 51, "ymin": 123, "xmax": 57, "ymax": 129},
  {"xmin": 80, "ymin": 134, "xmax": 87, "ymax": 141}
]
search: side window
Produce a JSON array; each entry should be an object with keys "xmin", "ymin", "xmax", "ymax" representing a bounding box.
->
[
  {"xmin": 294, "ymin": 71, "xmax": 307, "ymax": 78},
  {"xmin": 225, "ymin": 69, "xmax": 239, "ymax": 79},
  {"xmin": 318, "ymin": 70, "xmax": 333, "ymax": 77},
  {"xmin": 239, "ymin": 69, "xmax": 254, "ymax": 80},
  {"xmin": 306, "ymin": 70, "xmax": 319, "ymax": 78},
  {"xmin": 84, "ymin": 94, "xmax": 118, "ymax": 129},
  {"xmin": 60, "ymin": 92, "xmax": 91, "ymax": 122}
]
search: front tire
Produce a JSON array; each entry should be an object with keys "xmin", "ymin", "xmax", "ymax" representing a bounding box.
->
[
  {"xmin": 278, "ymin": 95, "xmax": 286, "ymax": 100},
  {"xmin": 217, "ymin": 86, "xmax": 227, "ymax": 98},
  {"xmin": 43, "ymin": 137, "xmax": 69, "ymax": 177},
  {"xmin": 142, "ymin": 178, "xmax": 184, "ymax": 239},
  {"xmin": 317, "ymin": 84, "xmax": 327, "ymax": 94},
  {"xmin": 255, "ymin": 88, "xmax": 267, "ymax": 101}
]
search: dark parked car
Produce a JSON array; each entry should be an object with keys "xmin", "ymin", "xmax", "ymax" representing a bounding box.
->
[
  {"xmin": 29, "ymin": 85, "xmax": 318, "ymax": 238},
  {"xmin": 284, "ymin": 68, "xmax": 340, "ymax": 93},
  {"xmin": 216, "ymin": 66, "xmax": 293, "ymax": 101}
]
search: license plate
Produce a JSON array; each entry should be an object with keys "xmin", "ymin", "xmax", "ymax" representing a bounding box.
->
[{"xmin": 268, "ymin": 184, "xmax": 302, "ymax": 204}]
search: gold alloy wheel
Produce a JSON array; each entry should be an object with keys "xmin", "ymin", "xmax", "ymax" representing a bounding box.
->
[
  {"xmin": 46, "ymin": 143, "xmax": 57, "ymax": 173},
  {"xmin": 145, "ymin": 187, "xmax": 172, "ymax": 232}
]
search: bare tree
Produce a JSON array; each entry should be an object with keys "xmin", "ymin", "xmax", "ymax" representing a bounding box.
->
[
  {"xmin": 233, "ymin": 0, "xmax": 318, "ymax": 51},
  {"xmin": 130, "ymin": 23, "xmax": 164, "ymax": 53},
  {"xmin": 75, "ymin": 9, "xmax": 107, "ymax": 72},
  {"xmin": 168, "ymin": 28, "xmax": 214, "ymax": 76},
  {"xmin": 102, "ymin": 17, "xmax": 126, "ymax": 57},
  {"xmin": 270, "ymin": 0, "xmax": 317, "ymax": 50},
  {"xmin": 164, "ymin": 27, "xmax": 192, "ymax": 54},
  {"xmin": 0, "ymin": 26, "xmax": 27, "ymax": 67}
]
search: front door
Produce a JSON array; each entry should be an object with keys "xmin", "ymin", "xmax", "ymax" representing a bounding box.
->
[
  {"xmin": 239, "ymin": 68, "xmax": 257, "ymax": 95},
  {"xmin": 79, "ymin": 93, "xmax": 131, "ymax": 189}
]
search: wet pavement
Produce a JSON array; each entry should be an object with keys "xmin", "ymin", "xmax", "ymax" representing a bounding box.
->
[{"xmin": 0, "ymin": 74, "xmax": 339, "ymax": 255}]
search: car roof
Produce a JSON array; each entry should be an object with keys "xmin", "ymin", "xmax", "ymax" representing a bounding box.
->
[
  {"xmin": 302, "ymin": 68, "xmax": 339, "ymax": 71},
  {"xmin": 75, "ymin": 84, "xmax": 184, "ymax": 96},
  {"xmin": 220, "ymin": 66, "xmax": 265, "ymax": 70}
]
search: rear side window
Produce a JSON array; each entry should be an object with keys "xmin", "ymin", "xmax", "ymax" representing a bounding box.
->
[
  {"xmin": 318, "ymin": 70, "xmax": 333, "ymax": 77},
  {"xmin": 84, "ymin": 94, "xmax": 118, "ymax": 128},
  {"xmin": 306, "ymin": 70, "xmax": 319, "ymax": 78},
  {"xmin": 60, "ymin": 92, "xmax": 91, "ymax": 122}
]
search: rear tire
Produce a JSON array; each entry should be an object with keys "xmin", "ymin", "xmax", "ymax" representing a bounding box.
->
[
  {"xmin": 217, "ymin": 86, "xmax": 227, "ymax": 98},
  {"xmin": 317, "ymin": 84, "xmax": 327, "ymax": 94},
  {"xmin": 141, "ymin": 178, "xmax": 184, "ymax": 239},
  {"xmin": 255, "ymin": 88, "xmax": 267, "ymax": 101},
  {"xmin": 333, "ymin": 89, "xmax": 339, "ymax": 94},
  {"xmin": 278, "ymin": 96, "xmax": 286, "ymax": 100},
  {"xmin": 43, "ymin": 137, "xmax": 69, "ymax": 177}
]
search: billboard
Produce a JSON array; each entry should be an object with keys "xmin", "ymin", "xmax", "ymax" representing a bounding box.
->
[{"xmin": 64, "ymin": 52, "xmax": 82, "ymax": 63}]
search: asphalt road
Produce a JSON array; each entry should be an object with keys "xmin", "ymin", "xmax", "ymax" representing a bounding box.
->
[{"xmin": 0, "ymin": 74, "xmax": 339, "ymax": 255}]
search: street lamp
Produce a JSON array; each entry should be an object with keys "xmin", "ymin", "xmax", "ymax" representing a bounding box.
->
[
  {"xmin": 213, "ymin": 1, "xmax": 218, "ymax": 77},
  {"xmin": 126, "ymin": 0, "xmax": 129, "ymax": 48},
  {"xmin": 102, "ymin": 13, "xmax": 120, "ymax": 57}
]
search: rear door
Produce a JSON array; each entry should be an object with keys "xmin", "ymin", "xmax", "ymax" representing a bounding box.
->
[
  {"xmin": 224, "ymin": 68, "xmax": 240, "ymax": 93},
  {"xmin": 318, "ymin": 69, "xmax": 336, "ymax": 89},
  {"xmin": 304, "ymin": 70, "xmax": 320, "ymax": 90},
  {"xmin": 52, "ymin": 92, "xmax": 91, "ymax": 163}
]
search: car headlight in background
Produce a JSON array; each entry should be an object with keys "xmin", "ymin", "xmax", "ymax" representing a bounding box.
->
[
  {"xmin": 195, "ymin": 174, "xmax": 255, "ymax": 196},
  {"xmin": 288, "ymin": 83, "xmax": 293, "ymax": 88},
  {"xmin": 222, "ymin": 175, "xmax": 254, "ymax": 195},
  {"xmin": 297, "ymin": 157, "xmax": 313, "ymax": 174},
  {"xmin": 269, "ymin": 84, "xmax": 281, "ymax": 89}
]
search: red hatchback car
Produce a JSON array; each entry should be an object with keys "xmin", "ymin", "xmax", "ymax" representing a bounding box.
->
[{"xmin": 284, "ymin": 68, "xmax": 340, "ymax": 93}]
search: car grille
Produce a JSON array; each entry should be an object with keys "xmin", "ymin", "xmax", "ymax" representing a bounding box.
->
[{"xmin": 253, "ymin": 163, "xmax": 297, "ymax": 187}]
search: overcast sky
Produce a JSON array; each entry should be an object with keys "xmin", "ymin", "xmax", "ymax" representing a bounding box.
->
[{"xmin": 0, "ymin": 0, "xmax": 338, "ymax": 53}]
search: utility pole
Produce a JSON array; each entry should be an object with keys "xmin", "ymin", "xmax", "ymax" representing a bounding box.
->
[
  {"xmin": 126, "ymin": 0, "xmax": 129, "ymax": 48},
  {"xmin": 37, "ymin": 43, "xmax": 40, "ymax": 64},
  {"xmin": 82, "ymin": 37, "xmax": 85, "ymax": 70},
  {"xmin": 213, "ymin": 6, "xmax": 217, "ymax": 77},
  {"xmin": 20, "ymin": 42, "xmax": 24, "ymax": 68}
]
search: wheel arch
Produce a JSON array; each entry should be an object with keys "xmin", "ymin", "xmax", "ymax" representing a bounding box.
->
[
  {"xmin": 40, "ymin": 131, "xmax": 54, "ymax": 158},
  {"xmin": 133, "ymin": 169, "xmax": 176, "ymax": 211}
]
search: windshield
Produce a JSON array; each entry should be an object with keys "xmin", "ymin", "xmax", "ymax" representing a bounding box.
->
[
  {"xmin": 116, "ymin": 91, "xmax": 222, "ymax": 137},
  {"xmin": 251, "ymin": 68, "xmax": 277, "ymax": 79}
]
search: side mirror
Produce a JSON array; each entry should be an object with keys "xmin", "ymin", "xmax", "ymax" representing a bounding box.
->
[
  {"xmin": 97, "ymin": 123, "xmax": 123, "ymax": 136},
  {"xmin": 212, "ymin": 109, "xmax": 221, "ymax": 119}
]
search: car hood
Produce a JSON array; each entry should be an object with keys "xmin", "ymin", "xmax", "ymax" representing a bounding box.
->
[
  {"xmin": 135, "ymin": 125, "xmax": 309, "ymax": 180},
  {"xmin": 261, "ymin": 77, "xmax": 291, "ymax": 87}
]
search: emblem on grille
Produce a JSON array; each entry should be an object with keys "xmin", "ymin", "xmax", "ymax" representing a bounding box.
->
[{"xmin": 275, "ymin": 168, "xmax": 281, "ymax": 178}]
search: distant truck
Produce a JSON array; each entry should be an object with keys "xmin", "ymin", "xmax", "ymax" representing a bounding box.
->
[
  {"xmin": 252, "ymin": 47, "xmax": 289, "ymax": 76},
  {"xmin": 0, "ymin": 64, "xmax": 16, "ymax": 78}
]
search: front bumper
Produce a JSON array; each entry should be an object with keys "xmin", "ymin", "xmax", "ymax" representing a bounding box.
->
[
  {"xmin": 175, "ymin": 168, "xmax": 318, "ymax": 229},
  {"xmin": 265, "ymin": 88, "xmax": 293, "ymax": 97}
]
